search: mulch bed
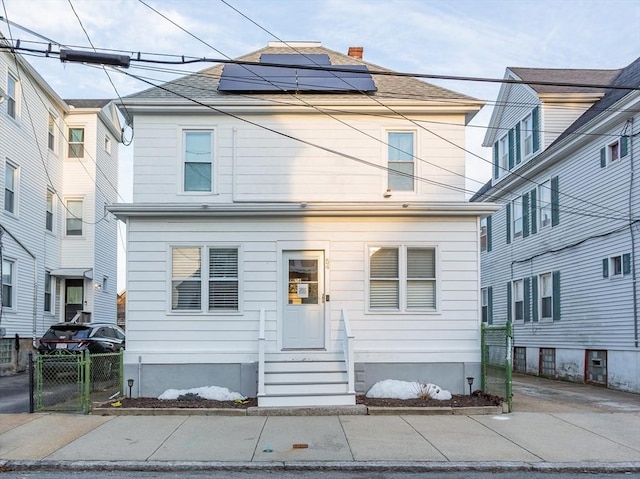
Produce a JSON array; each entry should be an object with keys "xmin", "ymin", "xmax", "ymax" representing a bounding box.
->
[{"xmin": 106, "ymin": 392, "xmax": 502, "ymax": 409}]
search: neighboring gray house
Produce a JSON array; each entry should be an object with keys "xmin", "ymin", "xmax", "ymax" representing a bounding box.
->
[
  {"xmin": 472, "ymin": 58, "xmax": 640, "ymax": 393},
  {"xmin": 112, "ymin": 42, "xmax": 498, "ymax": 406},
  {"xmin": 0, "ymin": 44, "xmax": 120, "ymax": 374}
]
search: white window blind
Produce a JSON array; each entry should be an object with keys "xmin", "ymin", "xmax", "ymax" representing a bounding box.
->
[
  {"xmin": 172, "ymin": 247, "xmax": 201, "ymax": 310},
  {"xmin": 407, "ymin": 248, "xmax": 435, "ymax": 309},
  {"xmin": 209, "ymin": 248, "xmax": 238, "ymax": 310},
  {"xmin": 369, "ymin": 247, "xmax": 399, "ymax": 309}
]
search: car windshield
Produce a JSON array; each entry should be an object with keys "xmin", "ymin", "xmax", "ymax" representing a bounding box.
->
[{"xmin": 42, "ymin": 327, "xmax": 91, "ymax": 340}]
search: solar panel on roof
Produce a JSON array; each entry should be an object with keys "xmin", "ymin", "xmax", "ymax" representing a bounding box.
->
[
  {"xmin": 260, "ymin": 54, "xmax": 331, "ymax": 65},
  {"xmin": 218, "ymin": 54, "xmax": 377, "ymax": 93}
]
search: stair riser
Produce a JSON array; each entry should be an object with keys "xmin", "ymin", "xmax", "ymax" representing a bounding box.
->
[
  {"xmin": 265, "ymin": 371, "xmax": 347, "ymax": 383},
  {"xmin": 265, "ymin": 361, "xmax": 345, "ymax": 373},
  {"xmin": 265, "ymin": 383, "xmax": 348, "ymax": 395},
  {"xmin": 258, "ymin": 394, "xmax": 355, "ymax": 407}
]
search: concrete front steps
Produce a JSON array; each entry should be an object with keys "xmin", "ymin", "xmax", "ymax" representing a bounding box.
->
[{"xmin": 258, "ymin": 356, "xmax": 355, "ymax": 407}]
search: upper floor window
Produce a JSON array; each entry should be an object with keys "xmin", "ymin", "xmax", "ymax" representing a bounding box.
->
[
  {"xmin": 513, "ymin": 279, "xmax": 524, "ymax": 321},
  {"xmin": 68, "ymin": 128, "xmax": 85, "ymax": 158},
  {"xmin": 46, "ymin": 190, "xmax": 54, "ymax": 232},
  {"xmin": 538, "ymin": 179, "xmax": 552, "ymax": 228},
  {"xmin": 603, "ymin": 253, "xmax": 631, "ymax": 278},
  {"xmin": 499, "ymin": 134, "xmax": 509, "ymax": 173},
  {"xmin": 65, "ymin": 199, "xmax": 83, "ymax": 236},
  {"xmin": 184, "ymin": 131, "xmax": 213, "ymax": 192},
  {"xmin": 601, "ymin": 136, "xmax": 629, "ymax": 167},
  {"xmin": 480, "ymin": 217, "xmax": 488, "ymax": 252},
  {"xmin": 2, "ymin": 258, "xmax": 14, "ymax": 309},
  {"xmin": 7, "ymin": 73, "xmax": 18, "ymax": 119},
  {"xmin": 369, "ymin": 245, "xmax": 436, "ymax": 311},
  {"xmin": 521, "ymin": 113, "xmax": 533, "ymax": 157},
  {"xmin": 512, "ymin": 198, "xmax": 523, "ymax": 239},
  {"xmin": 48, "ymin": 114, "xmax": 56, "ymax": 151},
  {"xmin": 387, "ymin": 132, "xmax": 414, "ymax": 191},
  {"xmin": 4, "ymin": 162, "xmax": 17, "ymax": 214}
]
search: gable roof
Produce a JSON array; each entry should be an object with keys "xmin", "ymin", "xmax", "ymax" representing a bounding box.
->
[{"xmin": 124, "ymin": 43, "xmax": 479, "ymax": 105}]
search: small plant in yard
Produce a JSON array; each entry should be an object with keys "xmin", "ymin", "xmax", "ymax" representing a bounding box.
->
[
  {"xmin": 176, "ymin": 392, "xmax": 205, "ymax": 401},
  {"xmin": 415, "ymin": 381, "xmax": 434, "ymax": 400}
]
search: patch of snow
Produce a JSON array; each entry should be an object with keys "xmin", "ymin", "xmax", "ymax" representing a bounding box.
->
[
  {"xmin": 158, "ymin": 385, "xmax": 246, "ymax": 401},
  {"xmin": 366, "ymin": 379, "xmax": 452, "ymax": 401}
]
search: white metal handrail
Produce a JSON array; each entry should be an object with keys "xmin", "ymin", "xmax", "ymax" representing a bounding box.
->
[
  {"xmin": 341, "ymin": 307, "xmax": 355, "ymax": 395},
  {"xmin": 258, "ymin": 308, "xmax": 266, "ymax": 397}
]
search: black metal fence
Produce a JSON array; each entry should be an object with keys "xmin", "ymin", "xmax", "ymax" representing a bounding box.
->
[
  {"xmin": 34, "ymin": 350, "xmax": 123, "ymax": 413},
  {"xmin": 481, "ymin": 323, "xmax": 513, "ymax": 412}
]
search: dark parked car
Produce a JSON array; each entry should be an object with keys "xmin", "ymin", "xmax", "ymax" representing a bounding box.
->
[{"xmin": 38, "ymin": 323, "xmax": 125, "ymax": 354}]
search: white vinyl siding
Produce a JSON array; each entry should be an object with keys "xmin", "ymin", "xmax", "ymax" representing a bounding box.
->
[
  {"xmin": 183, "ymin": 131, "xmax": 213, "ymax": 192},
  {"xmin": 387, "ymin": 132, "xmax": 414, "ymax": 191},
  {"xmin": 368, "ymin": 245, "xmax": 436, "ymax": 311}
]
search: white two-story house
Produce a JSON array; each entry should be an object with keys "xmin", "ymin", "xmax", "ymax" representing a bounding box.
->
[
  {"xmin": 0, "ymin": 45, "xmax": 120, "ymax": 374},
  {"xmin": 112, "ymin": 42, "xmax": 498, "ymax": 406},
  {"xmin": 472, "ymin": 58, "xmax": 640, "ymax": 393}
]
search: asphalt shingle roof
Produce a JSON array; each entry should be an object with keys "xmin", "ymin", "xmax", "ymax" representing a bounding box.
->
[
  {"xmin": 126, "ymin": 44, "xmax": 479, "ymax": 103},
  {"xmin": 509, "ymin": 67, "xmax": 622, "ymax": 94},
  {"xmin": 65, "ymin": 99, "xmax": 112, "ymax": 108}
]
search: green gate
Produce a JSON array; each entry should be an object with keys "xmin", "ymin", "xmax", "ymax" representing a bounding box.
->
[
  {"xmin": 481, "ymin": 323, "xmax": 513, "ymax": 412},
  {"xmin": 35, "ymin": 350, "xmax": 123, "ymax": 413}
]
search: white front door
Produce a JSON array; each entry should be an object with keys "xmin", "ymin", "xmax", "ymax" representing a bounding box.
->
[{"xmin": 283, "ymin": 251, "xmax": 325, "ymax": 349}]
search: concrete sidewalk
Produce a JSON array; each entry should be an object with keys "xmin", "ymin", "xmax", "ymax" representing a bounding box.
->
[{"xmin": 1, "ymin": 411, "xmax": 639, "ymax": 473}]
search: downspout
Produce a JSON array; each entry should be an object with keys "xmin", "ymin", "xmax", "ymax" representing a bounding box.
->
[
  {"xmin": 232, "ymin": 126, "xmax": 238, "ymax": 202},
  {"xmin": 627, "ymin": 117, "xmax": 638, "ymax": 348}
]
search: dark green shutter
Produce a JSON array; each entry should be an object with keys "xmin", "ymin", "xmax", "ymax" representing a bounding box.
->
[
  {"xmin": 487, "ymin": 215, "xmax": 492, "ymax": 252},
  {"xmin": 603, "ymin": 258, "xmax": 609, "ymax": 278},
  {"xmin": 506, "ymin": 203, "xmax": 512, "ymax": 244},
  {"xmin": 551, "ymin": 175, "xmax": 559, "ymax": 226},
  {"xmin": 488, "ymin": 286, "xmax": 493, "ymax": 325},
  {"xmin": 623, "ymin": 253, "xmax": 631, "ymax": 275},
  {"xmin": 531, "ymin": 275, "xmax": 539, "ymax": 322},
  {"xmin": 621, "ymin": 136, "xmax": 629, "ymax": 158},
  {"xmin": 532, "ymin": 106, "xmax": 540, "ymax": 152},
  {"xmin": 524, "ymin": 277, "xmax": 531, "ymax": 322},
  {"xmin": 508, "ymin": 129, "xmax": 515, "ymax": 169},
  {"xmin": 530, "ymin": 188, "xmax": 537, "ymax": 234},
  {"xmin": 523, "ymin": 193, "xmax": 530, "ymax": 238},
  {"xmin": 493, "ymin": 141, "xmax": 500, "ymax": 179},
  {"xmin": 600, "ymin": 147, "xmax": 607, "ymax": 168},
  {"xmin": 507, "ymin": 281, "xmax": 512, "ymax": 323},
  {"xmin": 552, "ymin": 270, "xmax": 561, "ymax": 321},
  {"xmin": 515, "ymin": 122, "xmax": 522, "ymax": 164}
]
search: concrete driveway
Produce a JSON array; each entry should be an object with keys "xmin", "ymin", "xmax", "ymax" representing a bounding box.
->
[{"xmin": 512, "ymin": 373, "xmax": 640, "ymax": 413}]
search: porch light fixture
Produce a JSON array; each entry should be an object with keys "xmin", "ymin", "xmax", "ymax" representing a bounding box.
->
[
  {"xmin": 383, "ymin": 188, "xmax": 392, "ymax": 198},
  {"xmin": 466, "ymin": 376, "xmax": 474, "ymax": 395},
  {"xmin": 127, "ymin": 379, "xmax": 134, "ymax": 398}
]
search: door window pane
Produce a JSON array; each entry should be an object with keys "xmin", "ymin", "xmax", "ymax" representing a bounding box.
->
[{"xmin": 288, "ymin": 259, "xmax": 318, "ymax": 305}]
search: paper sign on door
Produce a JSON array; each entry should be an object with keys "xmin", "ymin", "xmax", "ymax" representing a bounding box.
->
[{"xmin": 297, "ymin": 283, "xmax": 309, "ymax": 299}]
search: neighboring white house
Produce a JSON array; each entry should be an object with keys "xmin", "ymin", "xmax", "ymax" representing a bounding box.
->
[
  {"xmin": 112, "ymin": 42, "xmax": 498, "ymax": 406},
  {"xmin": 0, "ymin": 45, "xmax": 120, "ymax": 374},
  {"xmin": 472, "ymin": 58, "xmax": 640, "ymax": 393}
]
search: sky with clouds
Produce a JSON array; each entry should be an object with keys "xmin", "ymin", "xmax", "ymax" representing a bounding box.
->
[{"xmin": 1, "ymin": 0, "xmax": 639, "ymax": 289}]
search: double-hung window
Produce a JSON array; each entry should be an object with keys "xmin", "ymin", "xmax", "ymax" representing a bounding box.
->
[
  {"xmin": 499, "ymin": 135, "xmax": 509, "ymax": 173},
  {"xmin": 171, "ymin": 246, "xmax": 240, "ymax": 312},
  {"xmin": 46, "ymin": 190, "xmax": 54, "ymax": 232},
  {"xmin": 513, "ymin": 279, "xmax": 524, "ymax": 321},
  {"xmin": 538, "ymin": 179, "xmax": 551, "ymax": 228},
  {"xmin": 44, "ymin": 271, "xmax": 53, "ymax": 313},
  {"xmin": 512, "ymin": 197, "xmax": 523, "ymax": 238},
  {"xmin": 387, "ymin": 132, "xmax": 414, "ymax": 191},
  {"xmin": 48, "ymin": 114, "xmax": 56, "ymax": 151},
  {"xmin": 4, "ymin": 162, "xmax": 16, "ymax": 214},
  {"xmin": 521, "ymin": 114, "xmax": 533, "ymax": 158},
  {"xmin": 369, "ymin": 246, "xmax": 436, "ymax": 311},
  {"xmin": 539, "ymin": 273, "xmax": 553, "ymax": 320},
  {"xmin": 481, "ymin": 287, "xmax": 489, "ymax": 323},
  {"xmin": 7, "ymin": 74, "xmax": 17, "ymax": 119},
  {"xmin": 65, "ymin": 199, "xmax": 83, "ymax": 236},
  {"xmin": 184, "ymin": 131, "xmax": 213, "ymax": 192},
  {"xmin": 68, "ymin": 128, "xmax": 85, "ymax": 158},
  {"xmin": 2, "ymin": 259, "xmax": 14, "ymax": 309}
]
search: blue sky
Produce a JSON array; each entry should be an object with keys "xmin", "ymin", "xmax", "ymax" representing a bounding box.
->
[{"xmin": 2, "ymin": 0, "xmax": 639, "ymax": 288}]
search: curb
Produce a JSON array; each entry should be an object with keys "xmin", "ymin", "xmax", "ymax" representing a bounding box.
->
[{"xmin": 3, "ymin": 459, "xmax": 640, "ymax": 473}]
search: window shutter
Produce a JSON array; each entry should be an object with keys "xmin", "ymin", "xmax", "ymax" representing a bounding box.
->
[
  {"xmin": 523, "ymin": 276, "xmax": 531, "ymax": 322},
  {"xmin": 532, "ymin": 106, "xmax": 540, "ymax": 152},
  {"xmin": 530, "ymin": 188, "xmax": 537, "ymax": 234},
  {"xmin": 623, "ymin": 253, "xmax": 631, "ymax": 275},
  {"xmin": 508, "ymin": 128, "xmax": 515, "ymax": 170},
  {"xmin": 531, "ymin": 275, "xmax": 539, "ymax": 322},
  {"xmin": 487, "ymin": 286, "xmax": 493, "ymax": 325},
  {"xmin": 507, "ymin": 282, "xmax": 512, "ymax": 323},
  {"xmin": 600, "ymin": 147, "xmax": 607, "ymax": 168},
  {"xmin": 486, "ymin": 215, "xmax": 492, "ymax": 252},
  {"xmin": 523, "ymin": 193, "xmax": 530, "ymax": 238},
  {"xmin": 515, "ymin": 123, "xmax": 522, "ymax": 164},
  {"xmin": 621, "ymin": 136, "xmax": 629, "ymax": 158},
  {"xmin": 506, "ymin": 203, "xmax": 511, "ymax": 244},
  {"xmin": 602, "ymin": 258, "xmax": 609, "ymax": 278},
  {"xmin": 551, "ymin": 175, "xmax": 559, "ymax": 227},
  {"xmin": 493, "ymin": 141, "xmax": 500, "ymax": 179},
  {"xmin": 552, "ymin": 270, "xmax": 561, "ymax": 321}
]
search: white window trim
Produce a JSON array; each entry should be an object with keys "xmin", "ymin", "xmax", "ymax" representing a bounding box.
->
[
  {"xmin": 46, "ymin": 189, "xmax": 56, "ymax": 234},
  {"xmin": 512, "ymin": 278, "xmax": 524, "ymax": 323},
  {"xmin": 64, "ymin": 197, "xmax": 84, "ymax": 238},
  {"xmin": 607, "ymin": 139, "xmax": 621, "ymax": 164},
  {"xmin": 481, "ymin": 287, "xmax": 489, "ymax": 323},
  {"xmin": 512, "ymin": 197, "xmax": 523, "ymax": 239},
  {"xmin": 498, "ymin": 133, "xmax": 509, "ymax": 175},
  {"xmin": 167, "ymin": 243, "xmax": 243, "ymax": 315},
  {"xmin": 521, "ymin": 113, "xmax": 534, "ymax": 160},
  {"xmin": 44, "ymin": 270, "xmax": 55, "ymax": 315},
  {"xmin": 48, "ymin": 113, "xmax": 58, "ymax": 154},
  {"xmin": 2, "ymin": 258, "xmax": 16, "ymax": 312},
  {"xmin": 538, "ymin": 272, "xmax": 554, "ymax": 322},
  {"xmin": 179, "ymin": 128, "xmax": 217, "ymax": 195},
  {"xmin": 538, "ymin": 179, "xmax": 552, "ymax": 229},
  {"xmin": 385, "ymin": 129, "xmax": 418, "ymax": 194},
  {"xmin": 366, "ymin": 243, "xmax": 439, "ymax": 314},
  {"xmin": 4, "ymin": 160, "xmax": 19, "ymax": 217},
  {"xmin": 608, "ymin": 254, "xmax": 625, "ymax": 278},
  {"xmin": 67, "ymin": 126, "xmax": 85, "ymax": 159},
  {"xmin": 480, "ymin": 217, "xmax": 488, "ymax": 252},
  {"xmin": 6, "ymin": 72, "xmax": 19, "ymax": 120}
]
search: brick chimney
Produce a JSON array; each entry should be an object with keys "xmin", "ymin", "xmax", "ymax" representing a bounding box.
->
[{"xmin": 347, "ymin": 46, "xmax": 363, "ymax": 60}]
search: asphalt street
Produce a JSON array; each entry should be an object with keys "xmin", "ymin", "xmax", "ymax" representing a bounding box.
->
[{"xmin": 0, "ymin": 371, "xmax": 31, "ymax": 413}]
